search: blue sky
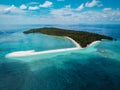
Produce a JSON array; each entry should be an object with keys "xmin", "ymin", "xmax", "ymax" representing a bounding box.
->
[{"xmin": 0, "ymin": 0, "xmax": 120, "ymax": 24}]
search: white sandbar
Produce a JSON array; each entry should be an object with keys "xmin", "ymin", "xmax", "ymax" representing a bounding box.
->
[
  {"xmin": 5, "ymin": 37, "xmax": 100, "ymax": 58},
  {"xmin": 6, "ymin": 48, "xmax": 81, "ymax": 57}
]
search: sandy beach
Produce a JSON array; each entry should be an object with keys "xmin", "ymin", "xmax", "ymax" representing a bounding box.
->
[
  {"xmin": 87, "ymin": 41, "xmax": 101, "ymax": 47},
  {"xmin": 65, "ymin": 36, "xmax": 82, "ymax": 48}
]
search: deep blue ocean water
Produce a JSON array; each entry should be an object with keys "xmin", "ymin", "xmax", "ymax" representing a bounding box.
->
[{"xmin": 0, "ymin": 24, "xmax": 120, "ymax": 90}]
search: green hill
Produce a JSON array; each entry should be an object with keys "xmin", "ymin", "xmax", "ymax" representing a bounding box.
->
[{"xmin": 23, "ymin": 27, "xmax": 113, "ymax": 47}]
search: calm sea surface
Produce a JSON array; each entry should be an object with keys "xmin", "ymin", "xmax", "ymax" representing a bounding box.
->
[{"xmin": 0, "ymin": 24, "xmax": 120, "ymax": 90}]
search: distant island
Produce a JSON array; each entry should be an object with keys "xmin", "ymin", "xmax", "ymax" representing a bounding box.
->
[{"xmin": 23, "ymin": 27, "xmax": 113, "ymax": 47}]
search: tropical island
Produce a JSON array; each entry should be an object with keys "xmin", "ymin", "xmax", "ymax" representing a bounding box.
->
[
  {"xmin": 24, "ymin": 27, "xmax": 113, "ymax": 48},
  {"xmin": 5, "ymin": 27, "xmax": 114, "ymax": 57}
]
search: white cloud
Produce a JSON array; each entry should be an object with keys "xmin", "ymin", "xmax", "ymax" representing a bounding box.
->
[
  {"xmin": 4, "ymin": 5, "xmax": 16, "ymax": 13},
  {"xmin": 20, "ymin": 4, "xmax": 27, "ymax": 10},
  {"xmin": 28, "ymin": 6, "xmax": 39, "ymax": 10},
  {"xmin": 0, "ymin": 9, "xmax": 120, "ymax": 24},
  {"xmin": 0, "ymin": 4, "xmax": 120, "ymax": 24},
  {"xmin": 0, "ymin": 4, "xmax": 25, "ymax": 14},
  {"xmin": 76, "ymin": 3, "xmax": 84, "ymax": 11},
  {"xmin": 0, "ymin": 5, "xmax": 9, "ymax": 14},
  {"xmin": 28, "ymin": 2, "xmax": 39, "ymax": 5},
  {"xmin": 85, "ymin": 0, "xmax": 102, "ymax": 7},
  {"xmin": 65, "ymin": 5, "xmax": 71, "ymax": 8},
  {"xmin": 0, "ymin": 5, "xmax": 8, "ymax": 10},
  {"xmin": 50, "ymin": 6, "xmax": 120, "ymax": 24},
  {"xmin": 103, "ymin": 8, "xmax": 112, "ymax": 11},
  {"xmin": 51, "ymin": 5, "xmax": 73, "ymax": 17},
  {"xmin": 39, "ymin": 1, "xmax": 53, "ymax": 8}
]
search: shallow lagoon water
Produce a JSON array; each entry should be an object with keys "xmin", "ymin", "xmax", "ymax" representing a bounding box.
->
[{"xmin": 0, "ymin": 24, "xmax": 120, "ymax": 90}]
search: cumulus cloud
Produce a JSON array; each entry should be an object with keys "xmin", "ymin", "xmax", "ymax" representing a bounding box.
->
[
  {"xmin": 4, "ymin": 5, "xmax": 16, "ymax": 13},
  {"xmin": 65, "ymin": 5, "xmax": 71, "ymax": 8},
  {"xmin": 76, "ymin": 3, "xmax": 84, "ymax": 11},
  {"xmin": 39, "ymin": 1, "xmax": 53, "ymax": 8},
  {"xmin": 28, "ymin": 6, "xmax": 39, "ymax": 10},
  {"xmin": 103, "ymin": 8, "xmax": 112, "ymax": 11},
  {"xmin": 28, "ymin": 2, "xmax": 39, "ymax": 5},
  {"xmin": 20, "ymin": 4, "xmax": 27, "ymax": 10},
  {"xmin": 85, "ymin": 0, "xmax": 102, "ymax": 7},
  {"xmin": 51, "ymin": 5, "xmax": 73, "ymax": 17},
  {"xmin": 0, "ymin": 4, "xmax": 25, "ymax": 14},
  {"xmin": 0, "ymin": 3, "xmax": 120, "ymax": 24},
  {"xmin": 0, "ymin": 9, "xmax": 120, "ymax": 24},
  {"xmin": 50, "ymin": 6, "xmax": 120, "ymax": 24}
]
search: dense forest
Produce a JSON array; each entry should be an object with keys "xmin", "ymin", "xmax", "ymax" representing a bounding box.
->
[{"xmin": 24, "ymin": 27, "xmax": 113, "ymax": 47}]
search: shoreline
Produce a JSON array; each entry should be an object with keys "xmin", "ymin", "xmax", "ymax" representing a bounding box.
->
[
  {"xmin": 5, "ymin": 37, "xmax": 100, "ymax": 58},
  {"xmin": 87, "ymin": 41, "xmax": 101, "ymax": 47},
  {"xmin": 65, "ymin": 36, "xmax": 82, "ymax": 48}
]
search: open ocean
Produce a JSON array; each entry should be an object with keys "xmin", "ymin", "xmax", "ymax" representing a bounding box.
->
[{"xmin": 0, "ymin": 24, "xmax": 120, "ymax": 90}]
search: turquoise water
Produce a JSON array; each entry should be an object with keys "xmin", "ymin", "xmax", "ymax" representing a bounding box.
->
[
  {"xmin": 0, "ymin": 24, "xmax": 120, "ymax": 90},
  {"xmin": 0, "ymin": 32, "xmax": 75, "ymax": 57}
]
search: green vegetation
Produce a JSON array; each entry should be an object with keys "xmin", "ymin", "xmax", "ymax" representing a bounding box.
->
[{"xmin": 23, "ymin": 27, "xmax": 113, "ymax": 47}]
